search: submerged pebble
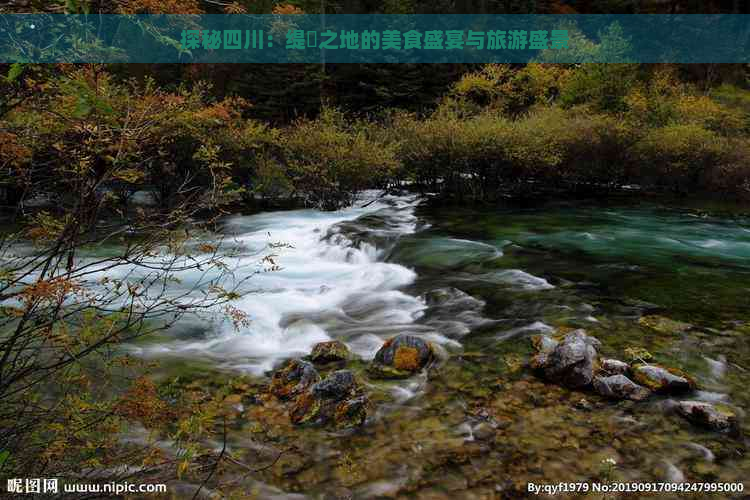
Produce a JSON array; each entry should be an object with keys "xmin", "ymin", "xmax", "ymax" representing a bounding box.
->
[
  {"xmin": 662, "ymin": 460, "xmax": 686, "ymax": 483},
  {"xmin": 472, "ymin": 422, "xmax": 496, "ymax": 441},
  {"xmin": 684, "ymin": 442, "xmax": 716, "ymax": 462}
]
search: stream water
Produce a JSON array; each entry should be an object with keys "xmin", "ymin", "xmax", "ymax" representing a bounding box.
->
[{"xmin": 130, "ymin": 192, "xmax": 750, "ymax": 498}]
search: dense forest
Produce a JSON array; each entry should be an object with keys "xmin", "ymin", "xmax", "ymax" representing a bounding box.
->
[
  {"xmin": 2, "ymin": 1, "xmax": 750, "ymax": 499},
  {"xmin": 4, "ymin": 61, "xmax": 750, "ymax": 212}
]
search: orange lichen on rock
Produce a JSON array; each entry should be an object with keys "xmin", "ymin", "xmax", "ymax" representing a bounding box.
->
[
  {"xmin": 393, "ymin": 346, "xmax": 420, "ymax": 371},
  {"xmin": 289, "ymin": 391, "xmax": 320, "ymax": 424}
]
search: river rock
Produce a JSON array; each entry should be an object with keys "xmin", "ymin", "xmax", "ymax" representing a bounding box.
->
[
  {"xmin": 333, "ymin": 395, "xmax": 368, "ymax": 428},
  {"xmin": 310, "ymin": 340, "xmax": 351, "ymax": 364},
  {"xmin": 289, "ymin": 370, "xmax": 366, "ymax": 428},
  {"xmin": 600, "ymin": 358, "xmax": 630, "ymax": 376},
  {"xmin": 675, "ymin": 401, "xmax": 738, "ymax": 432},
  {"xmin": 632, "ymin": 364, "xmax": 696, "ymax": 394},
  {"xmin": 369, "ymin": 334, "xmax": 434, "ymax": 378},
  {"xmin": 289, "ymin": 391, "xmax": 322, "ymax": 425},
  {"xmin": 312, "ymin": 370, "xmax": 357, "ymax": 400},
  {"xmin": 541, "ymin": 330, "xmax": 599, "ymax": 388},
  {"xmin": 593, "ymin": 374, "xmax": 651, "ymax": 401},
  {"xmin": 270, "ymin": 359, "xmax": 320, "ymax": 400}
]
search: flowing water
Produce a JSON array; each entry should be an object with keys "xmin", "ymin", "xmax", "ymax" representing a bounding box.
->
[{"xmin": 127, "ymin": 193, "xmax": 750, "ymax": 498}]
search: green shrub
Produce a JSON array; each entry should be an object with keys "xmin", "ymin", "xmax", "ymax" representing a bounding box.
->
[
  {"xmin": 510, "ymin": 107, "xmax": 636, "ymax": 186},
  {"xmin": 391, "ymin": 106, "xmax": 637, "ymax": 197},
  {"xmin": 281, "ymin": 107, "xmax": 398, "ymax": 209},
  {"xmin": 632, "ymin": 124, "xmax": 728, "ymax": 193},
  {"xmin": 701, "ymin": 138, "xmax": 750, "ymax": 198},
  {"xmin": 673, "ymin": 95, "xmax": 746, "ymax": 136},
  {"xmin": 448, "ymin": 64, "xmax": 570, "ymax": 117},
  {"xmin": 560, "ymin": 64, "xmax": 639, "ymax": 112}
]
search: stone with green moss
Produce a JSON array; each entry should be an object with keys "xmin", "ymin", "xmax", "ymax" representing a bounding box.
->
[
  {"xmin": 675, "ymin": 401, "xmax": 738, "ymax": 433},
  {"xmin": 593, "ymin": 374, "xmax": 651, "ymax": 401},
  {"xmin": 632, "ymin": 364, "xmax": 696, "ymax": 394},
  {"xmin": 289, "ymin": 391, "xmax": 323, "ymax": 424},
  {"xmin": 270, "ymin": 359, "xmax": 320, "ymax": 400},
  {"xmin": 334, "ymin": 395, "xmax": 368, "ymax": 428},
  {"xmin": 289, "ymin": 370, "xmax": 367, "ymax": 428},
  {"xmin": 310, "ymin": 340, "xmax": 351, "ymax": 364}
]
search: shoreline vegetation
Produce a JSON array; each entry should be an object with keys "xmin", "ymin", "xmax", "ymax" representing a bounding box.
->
[{"xmin": 3, "ymin": 63, "xmax": 750, "ymax": 220}]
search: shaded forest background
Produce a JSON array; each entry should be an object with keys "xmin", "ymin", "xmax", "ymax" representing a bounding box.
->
[{"xmin": 3, "ymin": 0, "xmax": 750, "ymax": 124}]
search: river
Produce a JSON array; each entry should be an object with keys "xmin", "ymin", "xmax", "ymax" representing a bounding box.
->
[{"xmin": 128, "ymin": 192, "xmax": 750, "ymax": 498}]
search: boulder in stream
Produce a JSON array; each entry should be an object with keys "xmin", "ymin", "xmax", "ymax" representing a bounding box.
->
[
  {"xmin": 312, "ymin": 369, "xmax": 357, "ymax": 400},
  {"xmin": 369, "ymin": 334, "xmax": 434, "ymax": 379},
  {"xmin": 539, "ymin": 329, "xmax": 600, "ymax": 389},
  {"xmin": 289, "ymin": 370, "xmax": 367, "ymax": 428},
  {"xmin": 270, "ymin": 359, "xmax": 320, "ymax": 400},
  {"xmin": 310, "ymin": 340, "xmax": 351, "ymax": 364},
  {"xmin": 632, "ymin": 364, "xmax": 696, "ymax": 394},
  {"xmin": 600, "ymin": 358, "xmax": 630, "ymax": 376},
  {"xmin": 593, "ymin": 374, "xmax": 651, "ymax": 401},
  {"xmin": 675, "ymin": 401, "xmax": 739, "ymax": 433}
]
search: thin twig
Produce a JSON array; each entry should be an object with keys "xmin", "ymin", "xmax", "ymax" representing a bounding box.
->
[{"xmin": 191, "ymin": 415, "xmax": 227, "ymax": 500}]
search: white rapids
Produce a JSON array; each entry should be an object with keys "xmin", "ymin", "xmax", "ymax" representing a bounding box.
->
[{"xmin": 131, "ymin": 192, "xmax": 455, "ymax": 374}]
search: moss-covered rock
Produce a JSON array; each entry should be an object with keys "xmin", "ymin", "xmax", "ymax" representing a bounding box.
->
[
  {"xmin": 593, "ymin": 374, "xmax": 651, "ymax": 401},
  {"xmin": 675, "ymin": 401, "xmax": 739, "ymax": 433},
  {"xmin": 369, "ymin": 334, "xmax": 434, "ymax": 379},
  {"xmin": 289, "ymin": 370, "xmax": 367, "ymax": 428},
  {"xmin": 632, "ymin": 364, "xmax": 697, "ymax": 394},
  {"xmin": 270, "ymin": 359, "xmax": 320, "ymax": 400},
  {"xmin": 599, "ymin": 358, "xmax": 630, "ymax": 376},
  {"xmin": 334, "ymin": 395, "xmax": 368, "ymax": 428},
  {"xmin": 289, "ymin": 390, "xmax": 323, "ymax": 424},
  {"xmin": 310, "ymin": 340, "xmax": 351, "ymax": 364}
]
